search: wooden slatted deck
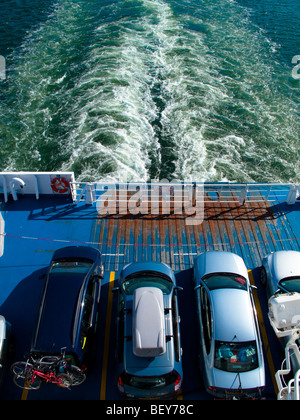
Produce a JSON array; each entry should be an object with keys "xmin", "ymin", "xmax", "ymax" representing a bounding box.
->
[{"xmin": 93, "ymin": 198, "xmax": 300, "ymax": 273}]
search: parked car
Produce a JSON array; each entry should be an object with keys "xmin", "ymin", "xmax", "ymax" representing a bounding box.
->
[
  {"xmin": 0, "ymin": 316, "xmax": 13, "ymax": 388},
  {"xmin": 261, "ymin": 250, "xmax": 300, "ymax": 374},
  {"xmin": 114, "ymin": 262, "xmax": 183, "ymax": 398},
  {"xmin": 31, "ymin": 246, "xmax": 104, "ymax": 370},
  {"xmin": 260, "ymin": 250, "xmax": 300, "ymax": 298},
  {"xmin": 193, "ymin": 251, "xmax": 265, "ymax": 399}
]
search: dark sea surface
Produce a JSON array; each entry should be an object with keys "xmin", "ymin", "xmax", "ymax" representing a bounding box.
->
[{"xmin": 0, "ymin": 0, "xmax": 299, "ymax": 182}]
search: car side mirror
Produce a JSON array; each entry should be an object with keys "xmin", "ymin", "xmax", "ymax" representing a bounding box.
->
[{"xmin": 100, "ymin": 264, "xmax": 104, "ymax": 278}]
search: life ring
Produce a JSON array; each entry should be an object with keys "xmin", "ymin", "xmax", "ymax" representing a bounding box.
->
[{"xmin": 51, "ymin": 177, "xmax": 69, "ymax": 193}]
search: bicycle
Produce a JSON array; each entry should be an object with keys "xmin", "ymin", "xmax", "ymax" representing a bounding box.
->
[
  {"xmin": 11, "ymin": 349, "xmax": 86, "ymax": 390},
  {"xmin": 11, "ymin": 360, "xmax": 72, "ymax": 390}
]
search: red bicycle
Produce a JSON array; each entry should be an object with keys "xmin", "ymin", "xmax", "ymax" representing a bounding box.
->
[{"xmin": 11, "ymin": 351, "xmax": 85, "ymax": 390}]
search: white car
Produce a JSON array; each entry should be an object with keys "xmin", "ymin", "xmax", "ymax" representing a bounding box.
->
[
  {"xmin": 0, "ymin": 315, "xmax": 13, "ymax": 388},
  {"xmin": 260, "ymin": 250, "xmax": 300, "ymax": 298},
  {"xmin": 193, "ymin": 251, "xmax": 265, "ymax": 399},
  {"xmin": 261, "ymin": 250, "xmax": 300, "ymax": 374}
]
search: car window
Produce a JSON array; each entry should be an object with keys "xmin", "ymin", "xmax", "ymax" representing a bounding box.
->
[
  {"xmin": 81, "ymin": 297, "xmax": 92, "ymax": 332},
  {"xmin": 80, "ymin": 277, "xmax": 96, "ymax": 346},
  {"xmin": 122, "ymin": 370, "xmax": 179, "ymax": 389},
  {"xmin": 86, "ymin": 274, "xmax": 97, "ymax": 298},
  {"xmin": 214, "ymin": 340, "xmax": 258, "ymax": 372},
  {"xmin": 172, "ymin": 294, "xmax": 181, "ymax": 362},
  {"xmin": 202, "ymin": 273, "xmax": 247, "ymax": 291},
  {"xmin": 200, "ymin": 288, "xmax": 212, "ymax": 354},
  {"xmin": 279, "ymin": 277, "xmax": 300, "ymax": 293},
  {"xmin": 122, "ymin": 272, "xmax": 173, "ymax": 295},
  {"xmin": 50, "ymin": 258, "xmax": 93, "ymax": 274}
]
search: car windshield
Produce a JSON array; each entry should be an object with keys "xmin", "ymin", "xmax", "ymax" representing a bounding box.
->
[
  {"xmin": 214, "ymin": 340, "xmax": 258, "ymax": 373},
  {"xmin": 122, "ymin": 370, "xmax": 178, "ymax": 389},
  {"xmin": 202, "ymin": 273, "xmax": 247, "ymax": 291},
  {"xmin": 279, "ymin": 277, "xmax": 300, "ymax": 293},
  {"xmin": 122, "ymin": 272, "xmax": 173, "ymax": 295},
  {"xmin": 50, "ymin": 258, "xmax": 93, "ymax": 274}
]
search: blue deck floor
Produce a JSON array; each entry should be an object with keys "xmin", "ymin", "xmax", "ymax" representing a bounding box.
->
[{"xmin": 0, "ymin": 187, "xmax": 299, "ymax": 400}]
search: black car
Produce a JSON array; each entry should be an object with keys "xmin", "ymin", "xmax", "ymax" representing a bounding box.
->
[{"xmin": 31, "ymin": 246, "xmax": 104, "ymax": 369}]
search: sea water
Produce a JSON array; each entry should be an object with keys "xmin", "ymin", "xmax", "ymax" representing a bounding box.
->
[{"xmin": 0, "ymin": 0, "xmax": 299, "ymax": 183}]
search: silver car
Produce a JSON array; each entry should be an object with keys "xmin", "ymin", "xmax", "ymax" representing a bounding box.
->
[
  {"xmin": 193, "ymin": 251, "xmax": 265, "ymax": 399},
  {"xmin": 0, "ymin": 315, "xmax": 13, "ymax": 389},
  {"xmin": 260, "ymin": 250, "xmax": 300, "ymax": 298}
]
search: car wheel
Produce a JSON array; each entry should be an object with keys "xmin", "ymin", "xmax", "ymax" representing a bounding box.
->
[{"xmin": 260, "ymin": 267, "xmax": 267, "ymax": 286}]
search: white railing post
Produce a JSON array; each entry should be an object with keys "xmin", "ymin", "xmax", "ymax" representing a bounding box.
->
[
  {"xmin": 286, "ymin": 184, "xmax": 299, "ymax": 205},
  {"xmin": 83, "ymin": 183, "xmax": 96, "ymax": 205},
  {"xmin": 0, "ymin": 175, "xmax": 8, "ymax": 203},
  {"xmin": 238, "ymin": 185, "xmax": 248, "ymax": 205}
]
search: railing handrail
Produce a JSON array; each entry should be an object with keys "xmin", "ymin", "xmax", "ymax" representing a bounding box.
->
[{"xmin": 70, "ymin": 181, "xmax": 298, "ymax": 205}]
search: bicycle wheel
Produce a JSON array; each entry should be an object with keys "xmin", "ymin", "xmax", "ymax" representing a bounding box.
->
[
  {"xmin": 11, "ymin": 361, "xmax": 31, "ymax": 378},
  {"xmin": 11, "ymin": 362, "xmax": 41, "ymax": 390},
  {"xmin": 56, "ymin": 373, "xmax": 73, "ymax": 388},
  {"xmin": 67, "ymin": 365, "xmax": 86, "ymax": 386}
]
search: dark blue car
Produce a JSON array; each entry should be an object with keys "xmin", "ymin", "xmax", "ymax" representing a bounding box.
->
[{"xmin": 31, "ymin": 246, "xmax": 103, "ymax": 369}]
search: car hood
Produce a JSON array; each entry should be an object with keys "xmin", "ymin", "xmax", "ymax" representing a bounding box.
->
[
  {"xmin": 268, "ymin": 251, "xmax": 300, "ymax": 283},
  {"xmin": 195, "ymin": 251, "xmax": 249, "ymax": 281}
]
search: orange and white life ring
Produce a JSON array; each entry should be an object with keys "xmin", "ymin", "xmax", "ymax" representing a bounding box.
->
[{"xmin": 51, "ymin": 177, "xmax": 69, "ymax": 193}]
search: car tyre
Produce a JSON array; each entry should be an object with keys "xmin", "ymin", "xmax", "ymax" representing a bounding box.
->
[{"xmin": 260, "ymin": 267, "xmax": 267, "ymax": 287}]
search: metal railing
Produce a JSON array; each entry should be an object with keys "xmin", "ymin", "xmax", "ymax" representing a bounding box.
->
[{"xmin": 70, "ymin": 181, "xmax": 298, "ymax": 206}]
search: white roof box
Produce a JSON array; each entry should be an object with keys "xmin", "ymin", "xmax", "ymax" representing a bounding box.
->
[{"xmin": 132, "ymin": 287, "xmax": 166, "ymax": 358}]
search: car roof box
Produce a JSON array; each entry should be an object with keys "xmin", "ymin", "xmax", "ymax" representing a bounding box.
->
[{"xmin": 132, "ymin": 287, "xmax": 166, "ymax": 358}]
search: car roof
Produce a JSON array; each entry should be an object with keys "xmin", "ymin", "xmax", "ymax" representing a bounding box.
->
[
  {"xmin": 32, "ymin": 272, "xmax": 86, "ymax": 353},
  {"xmin": 132, "ymin": 287, "xmax": 166, "ymax": 358},
  {"xmin": 211, "ymin": 289, "xmax": 256, "ymax": 342},
  {"xmin": 31, "ymin": 246, "xmax": 101, "ymax": 354},
  {"xmin": 124, "ymin": 336, "xmax": 174, "ymax": 375},
  {"xmin": 123, "ymin": 291, "xmax": 175, "ymax": 375}
]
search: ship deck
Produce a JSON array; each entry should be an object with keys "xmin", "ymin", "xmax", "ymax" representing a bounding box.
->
[{"xmin": 1, "ymin": 179, "xmax": 300, "ymax": 400}]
